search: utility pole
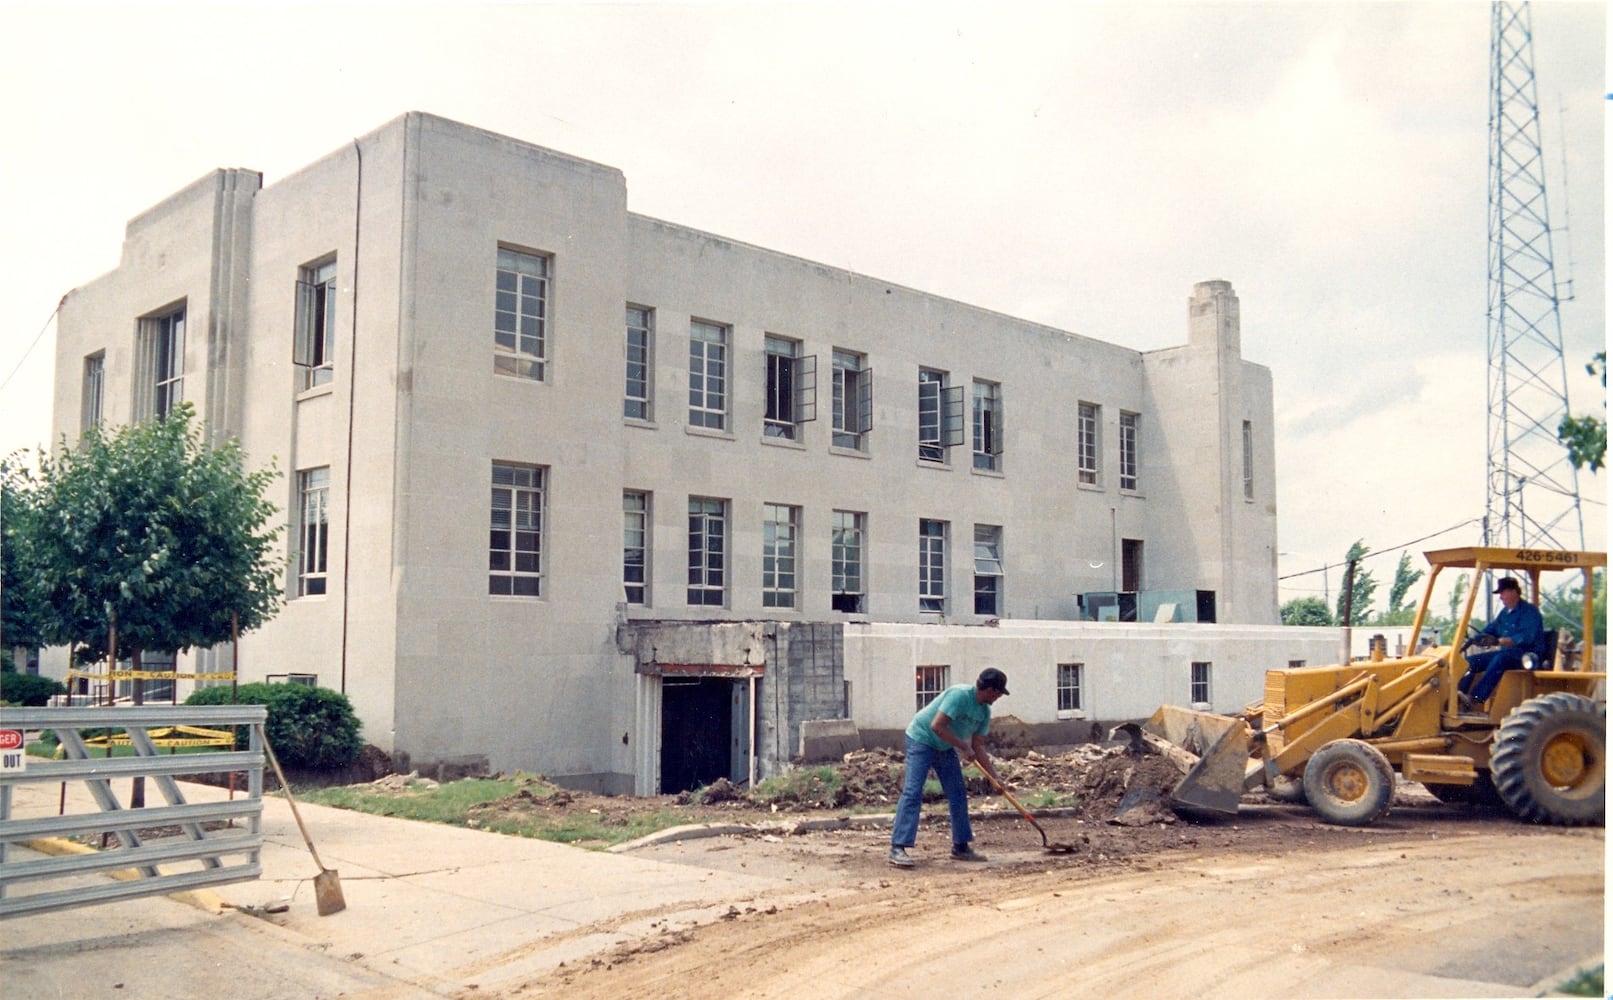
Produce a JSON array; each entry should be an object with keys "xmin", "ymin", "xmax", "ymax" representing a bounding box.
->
[{"xmin": 1484, "ymin": 1, "xmax": 1584, "ymax": 550}]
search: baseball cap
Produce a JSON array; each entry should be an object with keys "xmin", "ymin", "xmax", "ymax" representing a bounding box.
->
[
  {"xmin": 976, "ymin": 668, "xmax": 1010, "ymax": 695},
  {"xmin": 1493, "ymin": 576, "xmax": 1521, "ymax": 594}
]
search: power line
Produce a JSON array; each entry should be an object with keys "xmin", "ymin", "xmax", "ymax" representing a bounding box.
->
[
  {"xmin": 1278, "ymin": 518, "xmax": 1484, "ymax": 581},
  {"xmin": 0, "ymin": 296, "xmax": 64, "ymax": 394}
]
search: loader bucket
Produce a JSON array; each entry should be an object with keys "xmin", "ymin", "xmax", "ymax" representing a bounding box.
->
[{"xmin": 1142, "ymin": 705, "xmax": 1253, "ymax": 816}]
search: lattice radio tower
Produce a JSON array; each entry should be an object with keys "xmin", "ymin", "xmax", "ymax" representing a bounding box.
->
[{"xmin": 1484, "ymin": 1, "xmax": 1584, "ymax": 551}]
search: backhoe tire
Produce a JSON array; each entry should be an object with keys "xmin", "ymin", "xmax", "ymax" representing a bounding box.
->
[
  {"xmin": 1303, "ymin": 739, "xmax": 1394, "ymax": 827},
  {"xmin": 1491, "ymin": 693, "xmax": 1604, "ymax": 826}
]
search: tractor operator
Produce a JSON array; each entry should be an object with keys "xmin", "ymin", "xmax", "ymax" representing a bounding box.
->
[
  {"xmin": 888, "ymin": 668, "xmax": 1009, "ymax": 869},
  {"xmin": 1458, "ymin": 576, "xmax": 1545, "ymax": 707}
]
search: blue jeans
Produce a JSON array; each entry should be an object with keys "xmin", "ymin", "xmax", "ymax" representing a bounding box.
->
[
  {"xmin": 890, "ymin": 736, "xmax": 973, "ymax": 849},
  {"xmin": 1460, "ymin": 647, "xmax": 1527, "ymax": 702}
]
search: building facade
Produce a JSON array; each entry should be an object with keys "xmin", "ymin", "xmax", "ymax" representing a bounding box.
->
[{"xmin": 51, "ymin": 112, "xmax": 1334, "ymax": 793}]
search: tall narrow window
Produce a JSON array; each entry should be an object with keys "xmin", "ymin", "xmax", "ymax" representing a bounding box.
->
[
  {"xmin": 623, "ymin": 490, "xmax": 649, "ymax": 605},
  {"xmin": 297, "ymin": 468, "xmax": 330, "ymax": 597},
  {"xmin": 918, "ymin": 518, "xmax": 947, "ymax": 613},
  {"xmin": 490, "ymin": 463, "xmax": 544, "ymax": 596},
  {"xmin": 1077, "ymin": 401, "xmax": 1100, "ymax": 484},
  {"xmin": 831, "ymin": 510, "xmax": 866, "ymax": 613},
  {"xmin": 625, "ymin": 306, "xmax": 653, "ymax": 420},
  {"xmin": 972, "ymin": 379, "xmax": 1002, "ymax": 471},
  {"xmin": 1242, "ymin": 420, "xmax": 1254, "ymax": 499},
  {"xmin": 81, "ymin": 352, "xmax": 105, "ymax": 430},
  {"xmin": 1057, "ymin": 663, "xmax": 1084, "ymax": 713},
  {"xmin": 688, "ymin": 321, "xmax": 728, "ymax": 430},
  {"xmin": 494, "ymin": 247, "xmax": 549, "ymax": 381},
  {"xmin": 1119, "ymin": 411, "xmax": 1139, "ymax": 491},
  {"xmin": 762, "ymin": 503, "xmax": 800, "ymax": 608},
  {"xmin": 915, "ymin": 665, "xmax": 950, "ymax": 711},
  {"xmin": 917, "ymin": 369, "xmax": 962, "ymax": 462},
  {"xmin": 831, "ymin": 349, "xmax": 872, "ymax": 450},
  {"xmin": 687, "ymin": 496, "xmax": 727, "ymax": 606},
  {"xmin": 1191, "ymin": 661, "xmax": 1213, "ymax": 705},
  {"xmin": 139, "ymin": 306, "xmax": 185, "ymax": 420},
  {"xmin": 764, "ymin": 335, "xmax": 816, "ymax": 440},
  {"xmin": 973, "ymin": 524, "xmax": 1003, "ymax": 616},
  {"xmin": 294, "ymin": 259, "xmax": 337, "ymax": 389}
]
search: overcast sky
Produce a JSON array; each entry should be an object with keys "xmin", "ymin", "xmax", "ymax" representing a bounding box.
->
[{"xmin": 0, "ymin": 1, "xmax": 1604, "ymax": 615}]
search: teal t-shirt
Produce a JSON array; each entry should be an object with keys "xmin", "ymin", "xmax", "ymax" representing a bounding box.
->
[{"xmin": 907, "ymin": 684, "xmax": 992, "ymax": 751}]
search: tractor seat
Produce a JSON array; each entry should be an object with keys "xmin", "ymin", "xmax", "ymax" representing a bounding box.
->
[{"xmin": 1522, "ymin": 629, "xmax": 1559, "ymax": 671}]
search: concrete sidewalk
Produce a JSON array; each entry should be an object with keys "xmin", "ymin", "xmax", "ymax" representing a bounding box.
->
[{"xmin": 2, "ymin": 775, "xmax": 797, "ymax": 998}]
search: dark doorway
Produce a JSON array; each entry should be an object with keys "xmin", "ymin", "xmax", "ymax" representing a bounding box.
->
[
  {"xmin": 1122, "ymin": 538, "xmax": 1144, "ymax": 593},
  {"xmin": 660, "ymin": 677, "xmax": 732, "ymax": 793}
]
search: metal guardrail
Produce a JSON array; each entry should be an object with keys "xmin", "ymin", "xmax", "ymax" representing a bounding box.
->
[{"xmin": 0, "ymin": 705, "xmax": 268, "ymax": 918}]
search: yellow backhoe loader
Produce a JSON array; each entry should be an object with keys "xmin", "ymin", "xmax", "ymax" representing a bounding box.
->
[{"xmin": 1144, "ymin": 546, "xmax": 1605, "ymax": 827}]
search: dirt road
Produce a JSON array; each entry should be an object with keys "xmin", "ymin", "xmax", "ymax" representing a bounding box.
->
[{"xmin": 515, "ymin": 798, "xmax": 1603, "ymax": 999}]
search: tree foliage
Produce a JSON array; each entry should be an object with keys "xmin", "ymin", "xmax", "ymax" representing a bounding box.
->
[
  {"xmin": 1281, "ymin": 596, "xmax": 1332, "ymax": 626},
  {"xmin": 1334, "ymin": 540, "xmax": 1377, "ymax": 627},
  {"xmin": 1, "ymin": 452, "xmax": 49, "ymax": 650},
  {"xmin": 14, "ymin": 405, "xmax": 283, "ymax": 659},
  {"xmin": 1539, "ymin": 570, "xmax": 1606, "ymax": 646},
  {"xmin": 1385, "ymin": 551, "xmax": 1424, "ymax": 616},
  {"xmin": 1558, "ymin": 352, "xmax": 1606, "ymax": 473}
]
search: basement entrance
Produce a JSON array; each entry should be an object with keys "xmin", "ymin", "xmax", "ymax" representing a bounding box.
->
[{"xmin": 659, "ymin": 675, "xmax": 755, "ymax": 794}]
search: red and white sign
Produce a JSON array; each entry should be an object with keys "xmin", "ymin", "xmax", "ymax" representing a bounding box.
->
[{"xmin": 0, "ymin": 729, "xmax": 24, "ymax": 772}]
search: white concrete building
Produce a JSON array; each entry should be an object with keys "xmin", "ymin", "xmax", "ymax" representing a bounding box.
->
[{"xmin": 50, "ymin": 112, "xmax": 1339, "ymax": 793}]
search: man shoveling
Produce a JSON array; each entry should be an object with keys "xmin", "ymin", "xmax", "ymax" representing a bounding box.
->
[{"xmin": 888, "ymin": 668, "xmax": 1009, "ymax": 868}]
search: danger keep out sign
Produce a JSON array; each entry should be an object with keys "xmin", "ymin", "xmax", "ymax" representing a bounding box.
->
[{"xmin": 0, "ymin": 729, "xmax": 24, "ymax": 772}]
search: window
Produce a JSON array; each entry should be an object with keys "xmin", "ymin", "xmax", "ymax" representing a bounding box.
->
[
  {"xmin": 138, "ymin": 306, "xmax": 185, "ymax": 420},
  {"xmin": 974, "ymin": 524, "xmax": 1003, "ymax": 616},
  {"xmin": 831, "ymin": 510, "xmax": 866, "ymax": 613},
  {"xmin": 762, "ymin": 503, "xmax": 800, "ymax": 608},
  {"xmin": 917, "ymin": 369, "xmax": 964, "ymax": 462},
  {"xmin": 1288, "ymin": 659, "xmax": 1307, "ymax": 669},
  {"xmin": 831, "ymin": 349, "xmax": 873, "ymax": 450},
  {"xmin": 1242, "ymin": 420, "xmax": 1254, "ymax": 499},
  {"xmin": 687, "ymin": 496, "xmax": 727, "ymax": 606},
  {"xmin": 764, "ymin": 335, "xmax": 817, "ymax": 440},
  {"xmin": 918, "ymin": 518, "xmax": 947, "ymax": 613},
  {"xmin": 1191, "ymin": 661, "xmax": 1213, "ymax": 706},
  {"xmin": 294, "ymin": 259, "xmax": 337, "ymax": 389},
  {"xmin": 1119, "ymin": 411, "xmax": 1139, "ymax": 491},
  {"xmin": 625, "ymin": 306, "xmax": 653, "ymax": 420},
  {"xmin": 688, "ymin": 321, "xmax": 728, "ymax": 430},
  {"xmin": 623, "ymin": 490, "xmax": 649, "ymax": 605},
  {"xmin": 490, "ymin": 463, "xmax": 544, "ymax": 596},
  {"xmin": 1077, "ymin": 401, "xmax": 1100, "ymax": 484},
  {"xmin": 81, "ymin": 352, "xmax": 104, "ymax": 429},
  {"xmin": 493, "ymin": 247, "xmax": 549, "ymax": 381},
  {"xmin": 297, "ymin": 468, "xmax": 330, "ymax": 597},
  {"xmin": 972, "ymin": 379, "xmax": 1002, "ymax": 471},
  {"xmin": 915, "ymin": 665, "xmax": 950, "ymax": 712},
  {"xmin": 1057, "ymin": 663, "xmax": 1084, "ymax": 713},
  {"xmin": 266, "ymin": 673, "xmax": 318, "ymax": 687}
]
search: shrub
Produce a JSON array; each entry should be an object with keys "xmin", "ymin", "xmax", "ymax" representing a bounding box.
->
[
  {"xmin": 0, "ymin": 670, "xmax": 65, "ymax": 706},
  {"xmin": 186, "ymin": 683, "xmax": 362, "ymax": 771}
]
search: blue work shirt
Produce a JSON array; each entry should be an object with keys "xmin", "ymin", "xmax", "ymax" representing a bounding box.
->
[
  {"xmin": 907, "ymin": 684, "xmax": 992, "ymax": 751},
  {"xmin": 1481, "ymin": 600, "xmax": 1545, "ymax": 656}
]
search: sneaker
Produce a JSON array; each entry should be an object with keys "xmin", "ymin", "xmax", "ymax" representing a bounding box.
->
[
  {"xmin": 887, "ymin": 846, "xmax": 916, "ymax": 869},
  {"xmin": 950, "ymin": 845, "xmax": 987, "ymax": 862}
]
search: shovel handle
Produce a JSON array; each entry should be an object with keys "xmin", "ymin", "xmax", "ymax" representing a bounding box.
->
[
  {"xmin": 260, "ymin": 728, "xmax": 328, "ymax": 872},
  {"xmin": 971, "ymin": 759, "xmax": 1036, "ymax": 825}
]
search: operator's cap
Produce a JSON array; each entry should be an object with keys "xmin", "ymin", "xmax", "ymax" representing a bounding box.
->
[
  {"xmin": 1493, "ymin": 576, "xmax": 1522, "ymax": 594},
  {"xmin": 977, "ymin": 668, "xmax": 1010, "ymax": 695}
]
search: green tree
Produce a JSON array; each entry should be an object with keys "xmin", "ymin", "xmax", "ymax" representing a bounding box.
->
[
  {"xmin": 1, "ymin": 452, "xmax": 48, "ymax": 652},
  {"xmin": 1334, "ymin": 540, "xmax": 1377, "ymax": 627},
  {"xmin": 16, "ymin": 404, "xmax": 284, "ymax": 667},
  {"xmin": 1558, "ymin": 352, "xmax": 1606, "ymax": 473},
  {"xmin": 1539, "ymin": 570, "xmax": 1606, "ymax": 646},
  {"xmin": 1281, "ymin": 596, "xmax": 1332, "ymax": 626}
]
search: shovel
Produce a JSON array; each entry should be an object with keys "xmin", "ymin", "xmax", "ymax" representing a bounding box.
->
[
  {"xmin": 972, "ymin": 761, "xmax": 1078, "ymax": 854},
  {"xmin": 261, "ymin": 730, "xmax": 347, "ymax": 915}
]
